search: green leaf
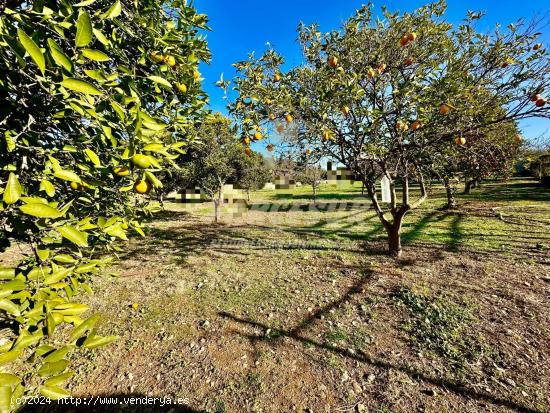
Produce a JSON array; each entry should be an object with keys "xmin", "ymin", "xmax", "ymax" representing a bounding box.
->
[
  {"xmin": 0, "ymin": 279, "xmax": 25, "ymax": 292},
  {"xmin": 92, "ymin": 28, "xmax": 110, "ymax": 46},
  {"xmin": 84, "ymin": 148, "xmax": 101, "ymax": 166},
  {"xmin": 0, "ymin": 386, "xmax": 12, "ymax": 413},
  {"xmin": 3, "ymin": 173, "xmax": 22, "ymax": 205},
  {"xmin": 53, "ymin": 303, "xmax": 89, "ymax": 316},
  {"xmin": 145, "ymin": 171, "xmax": 163, "ymax": 188},
  {"xmin": 47, "ymin": 311, "xmax": 56, "ymax": 337},
  {"xmin": 14, "ymin": 330, "xmax": 43, "ymax": 350},
  {"xmin": 0, "ymin": 373, "xmax": 21, "ymax": 386},
  {"xmin": 40, "ymin": 385, "xmax": 70, "ymax": 400},
  {"xmin": 53, "ymin": 169, "xmax": 81, "ymax": 183},
  {"xmin": 74, "ymin": 0, "xmax": 97, "ymax": 6},
  {"xmin": 52, "ymin": 254, "xmax": 77, "ymax": 264},
  {"xmin": 37, "ymin": 248, "xmax": 50, "ymax": 261},
  {"xmin": 43, "ymin": 346, "xmax": 71, "ymax": 363},
  {"xmin": 82, "ymin": 334, "xmax": 117, "ymax": 349},
  {"xmin": 102, "ymin": 0, "xmax": 122, "ymax": 19},
  {"xmin": 70, "ymin": 314, "xmax": 100, "ymax": 341},
  {"xmin": 60, "ymin": 78, "xmax": 102, "ymax": 95},
  {"xmin": 0, "ymin": 350, "xmax": 21, "ymax": 366},
  {"xmin": 44, "ymin": 268, "xmax": 72, "ymax": 285},
  {"xmin": 75, "ymin": 262, "xmax": 97, "ymax": 274},
  {"xmin": 19, "ymin": 203, "xmax": 63, "ymax": 218},
  {"xmin": 0, "ymin": 268, "xmax": 15, "ymax": 281},
  {"xmin": 40, "ymin": 179, "xmax": 56, "ymax": 197},
  {"xmin": 0, "ymin": 299, "xmax": 21, "ymax": 316},
  {"xmin": 82, "ymin": 48, "xmax": 110, "ymax": 62},
  {"xmin": 75, "ymin": 12, "xmax": 93, "ymax": 47},
  {"xmin": 57, "ymin": 225, "xmax": 88, "ymax": 247},
  {"xmin": 44, "ymin": 371, "xmax": 75, "ymax": 387},
  {"xmin": 38, "ymin": 359, "xmax": 69, "ymax": 378},
  {"xmin": 148, "ymin": 75, "xmax": 172, "ymax": 89},
  {"xmin": 143, "ymin": 143, "xmax": 165, "ymax": 152},
  {"xmin": 17, "ymin": 28, "xmax": 46, "ymax": 74},
  {"xmin": 47, "ymin": 39, "xmax": 73, "ymax": 72}
]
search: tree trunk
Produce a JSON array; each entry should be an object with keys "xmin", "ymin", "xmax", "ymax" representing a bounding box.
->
[
  {"xmin": 464, "ymin": 179, "xmax": 474, "ymax": 194},
  {"xmin": 312, "ymin": 183, "xmax": 317, "ymax": 204},
  {"xmin": 214, "ymin": 190, "xmax": 223, "ymax": 223},
  {"xmin": 386, "ymin": 223, "xmax": 402, "ymax": 258},
  {"xmin": 384, "ymin": 209, "xmax": 406, "ymax": 257},
  {"xmin": 361, "ymin": 181, "xmax": 365, "ymax": 196},
  {"xmin": 158, "ymin": 192, "xmax": 164, "ymax": 209},
  {"xmin": 443, "ymin": 178, "xmax": 456, "ymax": 209},
  {"xmin": 246, "ymin": 189, "xmax": 250, "ymax": 202}
]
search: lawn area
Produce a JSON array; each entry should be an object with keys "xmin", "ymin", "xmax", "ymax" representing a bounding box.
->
[{"xmin": 27, "ymin": 178, "xmax": 549, "ymax": 412}]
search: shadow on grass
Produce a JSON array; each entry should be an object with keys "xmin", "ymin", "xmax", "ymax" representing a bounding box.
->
[
  {"xmin": 463, "ymin": 181, "xmax": 550, "ymax": 203},
  {"xmin": 121, "ymin": 210, "xmax": 383, "ymax": 265},
  {"xmin": 402, "ymin": 210, "xmax": 465, "ymax": 252},
  {"xmin": 20, "ymin": 394, "xmax": 202, "ymax": 412}
]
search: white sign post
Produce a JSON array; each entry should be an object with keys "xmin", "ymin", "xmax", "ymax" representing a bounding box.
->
[{"xmin": 380, "ymin": 175, "xmax": 391, "ymax": 203}]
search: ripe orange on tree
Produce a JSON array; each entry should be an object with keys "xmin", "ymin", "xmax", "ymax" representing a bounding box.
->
[
  {"xmin": 439, "ymin": 104, "xmax": 451, "ymax": 115},
  {"xmin": 150, "ymin": 51, "xmax": 164, "ymax": 63},
  {"xmin": 176, "ymin": 83, "xmax": 187, "ymax": 93},
  {"xmin": 455, "ymin": 136, "xmax": 466, "ymax": 145},
  {"xmin": 164, "ymin": 55, "xmax": 176, "ymax": 67},
  {"xmin": 113, "ymin": 166, "xmax": 130, "ymax": 177},
  {"xmin": 134, "ymin": 179, "xmax": 152, "ymax": 194}
]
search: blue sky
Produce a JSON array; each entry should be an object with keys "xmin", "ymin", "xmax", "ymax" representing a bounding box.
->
[{"xmin": 195, "ymin": 0, "xmax": 550, "ymax": 147}]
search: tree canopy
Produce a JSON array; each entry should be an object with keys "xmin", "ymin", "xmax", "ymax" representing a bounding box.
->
[{"xmin": 227, "ymin": 0, "xmax": 550, "ymax": 256}]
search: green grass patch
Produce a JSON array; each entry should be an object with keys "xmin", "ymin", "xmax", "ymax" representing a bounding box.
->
[{"xmin": 392, "ymin": 286, "xmax": 485, "ymax": 369}]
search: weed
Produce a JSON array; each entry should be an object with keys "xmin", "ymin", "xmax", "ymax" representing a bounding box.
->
[
  {"xmin": 214, "ymin": 399, "xmax": 226, "ymax": 413},
  {"xmin": 392, "ymin": 286, "xmax": 484, "ymax": 369},
  {"xmin": 323, "ymin": 328, "xmax": 348, "ymax": 343}
]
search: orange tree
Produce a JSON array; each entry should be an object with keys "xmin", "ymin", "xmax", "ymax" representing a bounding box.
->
[
  {"xmin": 227, "ymin": 1, "xmax": 549, "ymax": 257},
  {"xmin": 0, "ymin": 0, "xmax": 209, "ymax": 406},
  {"xmin": 177, "ymin": 114, "xmax": 247, "ymax": 223},
  {"xmin": 430, "ymin": 120, "xmax": 521, "ymax": 207}
]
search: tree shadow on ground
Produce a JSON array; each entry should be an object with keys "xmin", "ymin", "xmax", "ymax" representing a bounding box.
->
[
  {"xmin": 219, "ymin": 281, "xmax": 544, "ymax": 413},
  {"xmin": 402, "ymin": 210, "xmax": 450, "ymax": 245},
  {"xmin": 463, "ymin": 181, "xmax": 550, "ymax": 203},
  {"xmin": 120, "ymin": 211, "xmax": 383, "ymax": 265},
  {"xmin": 20, "ymin": 394, "xmax": 203, "ymax": 412}
]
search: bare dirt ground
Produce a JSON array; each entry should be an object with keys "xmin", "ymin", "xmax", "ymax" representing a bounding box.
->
[{"xmin": 14, "ymin": 179, "xmax": 550, "ymax": 413}]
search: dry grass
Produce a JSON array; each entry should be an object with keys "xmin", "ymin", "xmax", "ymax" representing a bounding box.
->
[{"xmin": 11, "ymin": 178, "xmax": 550, "ymax": 413}]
